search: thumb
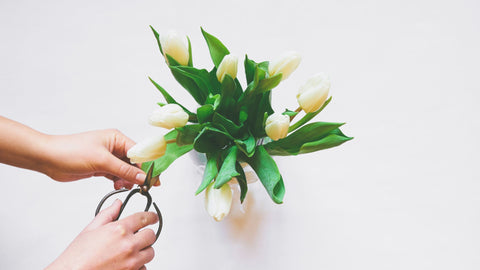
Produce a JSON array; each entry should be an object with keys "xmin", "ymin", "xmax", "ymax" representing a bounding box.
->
[
  {"xmin": 86, "ymin": 199, "xmax": 122, "ymax": 230},
  {"xmin": 101, "ymin": 154, "xmax": 146, "ymax": 186}
]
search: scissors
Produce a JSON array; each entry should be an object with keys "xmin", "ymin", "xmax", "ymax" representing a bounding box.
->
[{"xmin": 95, "ymin": 163, "xmax": 163, "ymax": 243}]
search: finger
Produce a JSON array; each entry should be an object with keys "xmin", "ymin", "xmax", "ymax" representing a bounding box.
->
[
  {"xmin": 113, "ymin": 179, "xmax": 124, "ymax": 190},
  {"xmin": 137, "ymin": 247, "xmax": 155, "ymax": 266},
  {"xmin": 86, "ymin": 199, "xmax": 122, "ymax": 230},
  {"xmin": 99, "ymin": 154, "xmax": 146, "ymax": 186},
  {"xmin": 109, "ymin": 129, "xmax": 137, "ymax": 159},
  {"xmin": 118, "ymin": 211, "xmax": 158, "ymax": 233},
  {"xmin": 152, "ymin": 176, "xmax": 161, "ymax": 186},
  {"xmin": 120, "ymin": 179, "xmax": 134, "ymax": 190},
  {"xmin": 133, "ymin": 229, "xmax": 156, "ymax": 250},
  {"xmin": 139, "ymin": 266, "xmax": 146, "ymax": 270}
]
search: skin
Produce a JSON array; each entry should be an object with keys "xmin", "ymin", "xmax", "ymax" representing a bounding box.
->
[
  {"xmin": 0, "ymin": 116, "xmax": 161, "ymax": 269},
  {"xmin": 46, "ymin": 200, "xmax": 158, "ymax": 270},
  {"xmin": 0, "ymin": 116, "xmax": 160, "ymax": 189}
]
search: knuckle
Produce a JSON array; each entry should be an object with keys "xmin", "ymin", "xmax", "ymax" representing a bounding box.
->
[
  {"xmin": 145, "ymin": 247, "xmax": 155, "ymax": 263},
  {"xmin": 114, "ymin": 224, "xmax": 128, "ymax": 236},
  {"xmin": 141, "ymin": 212, "xmax": 158, "ymax": 226},
  {"xmin": 124, "ymin": 259, "xmax": 137, "ymax": 270},
  {"xmin": 121, "ymin": 242, "xmax": 135, "ymax": 257}
]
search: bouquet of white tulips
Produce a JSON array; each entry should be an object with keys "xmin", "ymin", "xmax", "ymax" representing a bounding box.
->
[{"xmin": 127, "ymin": 26, "xmax": 352, "ymax": 221}]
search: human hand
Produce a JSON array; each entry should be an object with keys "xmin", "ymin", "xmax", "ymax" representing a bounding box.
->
[
  {"xmin": 46, "ymin": 199, "xmax": 158, "ymax": 270},
  {"xmin": 40, "ymin": 129, "xmax": 160, "ymax": 189}
]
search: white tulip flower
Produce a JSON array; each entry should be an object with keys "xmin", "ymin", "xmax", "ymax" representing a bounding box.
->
[
  {"xmin": 149, "ymin": 104, "xmax": 189, "ymax": 129},
  {"xmin": 268, "ymin": 51, "xmax": 301, "ymax": 81},
  {"xmin": 205, "ymin": 181, "xmax": 232, "ymax": 222},
  {"xmin": 160, "ymin": 31, "xmax": 189, "ymax": 66},
  {"xmin": 216, "ymin": 54, "xmax": 238, "ymax": 82},
  {"xmin": 127, "ymin": 135, "xmax": 166, "ymax": 164},
  {"xmin": 265, "ymin": 113, "xmax": 290, "ymax": 141},
  {"xmin": 297, "ymin": 72, "xmax": 331, "ymax": 113}
]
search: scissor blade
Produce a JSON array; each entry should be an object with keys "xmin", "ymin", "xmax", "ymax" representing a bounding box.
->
[{"xmin": 142, "ymin": 163, "xmax": 156, "ymax": 191}]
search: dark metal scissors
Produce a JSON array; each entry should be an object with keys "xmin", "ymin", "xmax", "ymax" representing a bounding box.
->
[{"xmin": 95, "ymin": 163, "xmax": 162, "ymax": 243}]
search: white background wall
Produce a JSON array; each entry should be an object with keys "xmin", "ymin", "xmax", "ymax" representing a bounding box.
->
[{"xmin": 1, "ymin": 0, "xmax": 479, "ymax": 269}]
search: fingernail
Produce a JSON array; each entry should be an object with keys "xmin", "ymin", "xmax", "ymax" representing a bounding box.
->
[{"xmin": 136, "ymin": 172, "xmax": 146, "ymax": 183}]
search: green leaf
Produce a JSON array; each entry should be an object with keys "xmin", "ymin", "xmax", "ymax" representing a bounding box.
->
[
  {"xmin": 142, "ymin": 130, "xmax": 193, "ymax": 177},
  {"xmin": 264, "ymin": 122, "xmax": 348, "ymax": 156},
  {"xmin": 250, "ymin": 92, "xmax": 274, "ymax": 138},
  {"xmin": 235, "ymin": 162, "xmax": 248, "ymax": 203},
  {"xmin": 149, "ymin": 77, "xmax": 196, "ymax": 120},
  {"xmin": 298, "ymin": 128, "xmax": 353, "ymax": 154},
  {"xmin": 244, "ymin": 55, "xmax": 256, "ymax": 85},
  {"xmin": 193, "ymin": 126, "xmax": 234, "ymax": 153},
  {"xmin": 245, "ymin": 145, "xmax": 285, "ymax": 204},
  {"xmin": 216, "ymin": 75, "xmax": 237, "ymax": 118},
  {"xmin": 212, "ymin": 112, "xmax": 242, "ymax": 136},
  {"xmin": 165, "ymin": 54, "xmax": 181, "ymax": 66},
  {"xmin": 170, "ymin": 66, "xmax": 210, "ymax": 104},
  {"xmin": 201, "ymin": 27, "xmax": 230, "ymax": 67},
  {"xmin": 283, "ymin": 109, "xmax": 299, "ymax": 117},
  {"xmin": 187, "ymin": 36, "xmax": 193, "ymax": 67},
  {"xmin": 195, "ymin": 152, "xmax": 218, "ymax": 195},
  {"xmin": 208, "ymin": 68, "xmax": 221, "ymax": 95},
  {"xmin": 176, "ymin": 124, "xmax": 203, "ymax": 146},
  {"xmin": 148, "ymin": 77, "xmax": 177, "ymax": 104},
  {"xmin": 214, "ymin": 146, "xmax": 240, "ymax": 188},
  {"xmin": 197, "ymin": 104, "xmax": 214, "ymax": 123},
  {"xmin": 289, "ymin": 97, "xmax": 332, "ymax": 132},
  {"xmin": 234, "ymin": 132, "xmax": 256, "ymax": 157},
  {"xmin": 205, "ymin": 93, "xmax": 221, "ymax": 109},
  {"xmin": 149, "ymin": 25, "xmax": 163, "ymax": 56},
  {"xmin": 253, "ymin": 73, "xmax": 282, "ymax": 94}
]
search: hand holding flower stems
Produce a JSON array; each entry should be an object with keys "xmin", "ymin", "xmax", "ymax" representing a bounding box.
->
[
  {"xmin": 0, "ymin": 116, "xmax": 153, "ymax": 189},
  {"xmin": 128, "ymin": 26, "xmax": 352, "ymax": 221}
]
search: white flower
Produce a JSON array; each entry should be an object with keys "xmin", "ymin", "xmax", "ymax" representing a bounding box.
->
[
  {"xmin": 268, "ymin": 51, "xmax": 301, "ymax": 81},
  {"xmin": 205, "ymin": 181, "xmax": 232, "ymax": 222},
  {"xmin": 149, "ymin": 104, "xmax": 189, "ymax": 129},
  {"xmin": 127, "ymin": 135, "xmax": 166, "ymax": 164},
  {"xmin": 265, "ymin": 113, "xmax": 290, "ymax": 141},
  {"xmin": 297, "ymin": 72, "xmax": 331, "ymax": 113},
  {"xmin": 160, "ymin": 31, "xmax": 189, "ymax": 66},
  {"xmin": 216, "ymin": 54, "xmax": 238, "ymax": 82}
]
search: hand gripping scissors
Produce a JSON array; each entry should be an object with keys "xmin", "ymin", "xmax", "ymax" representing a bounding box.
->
[{"xmin": 95, "ymin": 163, "xmax": 163, "ymax": 243}]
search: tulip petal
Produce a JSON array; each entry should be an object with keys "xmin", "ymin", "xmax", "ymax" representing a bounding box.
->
[{"xmin": 205, "ymin": 181, "xmax": 233, "ymax": 221}]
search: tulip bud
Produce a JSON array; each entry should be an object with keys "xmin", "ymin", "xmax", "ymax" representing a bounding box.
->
[
  {"xmin": 265, "ymin": 113, "xmax": 290, "ymax": 141},
  {"xmin": 205, "ymin": 181, "xmax": 232, "ymax": 222},
  {"xmin": 297, "ymin": 72, "xmax": 330, "ymax": 113},
  {"xmin": 216, "ymin": 54, "xmax": 238, "ymax": 82},
  {"xmin": 149, "ymin": 104, "xmax": 189, "ymax": 129},
  {"xmin": 268, "ymin": 51, "xmax": 301, "ymax": 81},
  {"xmin": 127, "ymin": 135, "xmax": 166, "ymax": 164},
  {"xmin": 160, "ymin": 31, "xmax": 189, "ymax": 66}
]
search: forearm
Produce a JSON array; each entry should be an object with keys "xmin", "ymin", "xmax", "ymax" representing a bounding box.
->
[{"xmin": 0, "ymin": 116, "xmax": 50, "ymax": 173}]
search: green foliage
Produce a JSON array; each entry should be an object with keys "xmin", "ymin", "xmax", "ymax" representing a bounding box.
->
[
  {"xmin": 147, "ymin": 26, "xmax": 352, "ymax": 205},
  {"xmin": 201, "ymin": 27, "xmax": 230, "ymax": 67},
  {"xmin": 245, "ymin": 145, "xmax": 285, "ymax": 204}
]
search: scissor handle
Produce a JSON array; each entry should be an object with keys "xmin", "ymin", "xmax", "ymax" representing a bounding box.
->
[
  {"xmin": 95, "ymin": 188, "xmax": 163, "ymax": 243},
  {"xmin": 95, "ymin": 188, "xmax": 129, "ymax": 216}
]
